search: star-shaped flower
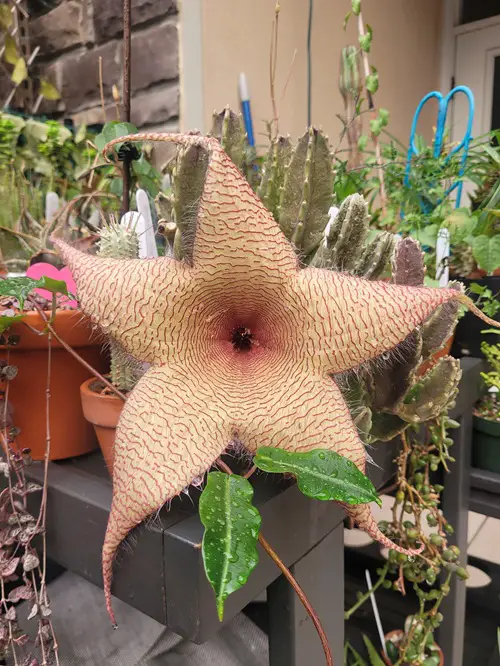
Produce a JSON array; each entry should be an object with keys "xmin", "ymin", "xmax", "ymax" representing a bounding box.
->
[{"xmin": 54, "ymin": 134, "xmax": 481, "ymax": 623}]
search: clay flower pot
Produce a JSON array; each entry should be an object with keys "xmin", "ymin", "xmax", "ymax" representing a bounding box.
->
[
  {"xmin": 383, "ymin": 630, "xmax": 444, "ymax": 666},
  {"xmin": 417, "ymin": 334, "xmax": 454, "ymax": 376},
  {"xmin": 80, "ymin": 378, "xmax": 124, "ymax": 475},
  {"xmin": 0, "ymin": 310, "xmax": 108, "ymax": 460}
]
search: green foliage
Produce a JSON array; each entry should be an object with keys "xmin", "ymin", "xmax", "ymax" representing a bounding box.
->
[
  {"xmin": 0, "ymin": 275, "xmax": 68, "ymax": 309},
  {"xmin": 480, "ymin": 331, "xmax": 500, "ymax": 395},
  {"xmin": 254, "ymin": 447, "xmax": 381, "ymax": 505},
  {"xmin": 199, "ymin": 472, "xmax": 261, "ymax": 621},
  {"xmin": 467, "ymin": 283, "xmax": 500, "ymax": 318}
]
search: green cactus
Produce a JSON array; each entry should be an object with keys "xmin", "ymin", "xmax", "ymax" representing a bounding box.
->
[
  {"xmin": 421, "ymin": 282, "xmax": 461, "ymax": 358},
  {"xmin": 354, "ymin": 231, "xmax": 395, "ymax": 279},
  {"xmin": 367, "ymin": 330, "xmax": 423, "ymax": 413},
  {"xmin": 257, "ymin": 135, "xmax": 292, "ymax": 219},
  {"xmin": 209, "ymin": 107, "xmax": 246, "ymax": 171},
  {"xmin": 369, "ymin": 412, "xmax": 407, "ymax": 442},
  {"xmin": 97, "ymin": 219, "xmax": 143, "ymax": 392},
  {"xmin": 396, "ymin": 357, "xmax": 462, "ymax": 424},
  {"xmin": 277, "ymin": 127, "xmax": 334, "ymax": 256},
  {"xmin": 309, "ymin": 194, "xmax": 369, "ymax": 270},
  {"xmin": 155, "ymin": 141, "xmax": 209, "ymax": 262}
]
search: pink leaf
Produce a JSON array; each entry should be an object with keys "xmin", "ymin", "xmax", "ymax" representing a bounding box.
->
[
  {"xmin": 0, "ymin": 557, "xmax": 19, "ymax": 577},
  {"xmin": 8, "ymin": 584, "xmax": 33, "ymax": 603}
]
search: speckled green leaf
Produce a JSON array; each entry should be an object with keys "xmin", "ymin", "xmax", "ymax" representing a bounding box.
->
[
  {"xmin": 254, "ymin": 448, "xmax": 381, "ymax": 506},
  {"xmin": 0, "ymin": 276, "xmax": 67, "ymax": 309},
  {"xmin": 199, "ymin": 472, "xmax": 261, "ymax": 621}
]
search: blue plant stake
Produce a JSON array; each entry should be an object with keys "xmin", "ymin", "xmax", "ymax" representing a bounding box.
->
[
  {"xmin": 239, "ymin": 72, "xmax": 255, "ymax": 148},
  {"xmin": 404, "ymin": 85, "xmax": 475, "ymax": 211}
]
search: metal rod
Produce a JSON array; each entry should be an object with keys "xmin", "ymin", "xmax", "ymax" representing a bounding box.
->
[{"xmin": 122, "ymin": 0, "xmax": 132, "ymax": 211}]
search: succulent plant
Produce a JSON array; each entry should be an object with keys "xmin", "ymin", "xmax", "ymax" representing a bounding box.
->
[
  {"xmin": 96, "ymin": 219, "xmax": 143, "ymax": 392},
  {"xmin": 53, "ymin": 131, "xmax": 497, "ymax": 626}
]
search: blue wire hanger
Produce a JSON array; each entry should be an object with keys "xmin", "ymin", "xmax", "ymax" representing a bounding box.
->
[{"xmin": 404, "ymin": 85, "xmax": 475, "ymax": 210}]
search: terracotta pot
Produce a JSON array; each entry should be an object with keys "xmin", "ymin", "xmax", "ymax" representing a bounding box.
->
[
  {"xmin": 417, "ymin": 335, "xmax": 454, "ymax": 376},
  {"xmin": 0, "ymin": 310, "xmax": 108, "ymax": 460},
  {"xmin": 80, "ymin": 378, "xmax": 123, "ymax": 475},
  {"xmin": 383, "ymin": 630, "xmax": 444, "ymax": 666}
]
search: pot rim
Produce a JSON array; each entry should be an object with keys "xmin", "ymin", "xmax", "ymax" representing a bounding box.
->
[{"xmin": 80, "ymin": 377, "xmax": 124, "ymax": 403}]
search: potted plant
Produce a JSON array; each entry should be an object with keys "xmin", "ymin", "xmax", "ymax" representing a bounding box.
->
[
  {"xmin": 0, "ymin": 270, "xmax": 109, "ymax": 460},
  {"xmin": 383, "ymin": 617, "xmax": 444, "ymax": 666},
  {"xmin": 473, "ymin": 332, "xmax": 500, "ymax": 472}
]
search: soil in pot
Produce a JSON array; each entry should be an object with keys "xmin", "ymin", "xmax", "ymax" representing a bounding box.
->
[
  {"xmin": 451, "ymin": 276, "xmax": 500, "ymax": 359},
  {"xmin": 0, "ymin": 309, "xmax": 108, "ymax": 460},
  {"xmin": 80, "ymin": 378, "xmax": 124, "ymax": 475},
  {"xmin": 472, "ymin": 415, "xmax": 500, "ymax": 473}
]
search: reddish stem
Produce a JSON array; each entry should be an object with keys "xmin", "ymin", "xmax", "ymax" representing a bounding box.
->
[
  {"xmin": 30, "ymin": 304, "xmax": 127, "ymax": 402},
  {"xmin": 216, "ymin": 458, "xmax": 333, "ymax": 666},
  {"xmin": 258, "ymin": 533, "xmax": 334, "ymax": 666}
]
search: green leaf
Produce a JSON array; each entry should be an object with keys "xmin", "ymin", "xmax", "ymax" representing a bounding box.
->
[
  {"xmin": 351, "ymin": 0, "xmax": 361, "ymax": 15},
  {"xmin": 472, "ymin": 235, "xmax": 500, "ymax": 275},
  {"xmin": 39, "ymin": 78, "xmax": 61, "ymax": 101},
  {"xmin": 0, "ymin": 276, "xmax": 68, "ymax": 309},
  {"xmin": 40, "ymin": 276, "xmax": 68, "ymax": 297},
  {"xmin": 11, "ymin": 57, "xmax": 27, "ymax": 85},
  {"xmin": 199, "ymin": 472, "xmax": 261, "ymax": 621},
  {"xmin": 359, "ymin": 32, "xmax": 371, "ymax": 53},
  {"xmin": 363, "ymin": 635, "xmax": 386, "ymax": 666},
  {"xmin": 366, "ymin": 72, "xmax": 379, "ymax": 95},
  {"xmin": 0, "ymin": 313, "xmax": 24, "ymax": 334},
  {"xmin": 253, "ymin": 448, "xmax": 381, "ymax": 505},
  {"xmin": 359, "ymin": 25, "xmax": 373, "ymax": 53},
  {"xmin": 343, "ymin": 11, "xmax": 352, "ymax": 30},
  {"xmin": 4, "ymin": 35, "xmax": 18, "ymax": 65},
  {"xmin": 358, "ymin": 135, "xmax": 368, "ymax": 151},
  {"xmin": 0, "ymin": 5, "xmax": 12, "ymax": 30},
  {"xmin": 74, "ymin": 123, "xmax": 87, "ymax": 144},
  {"xmin": 95, "ymin": 121, "xmax": 138, "ymax": 153}
]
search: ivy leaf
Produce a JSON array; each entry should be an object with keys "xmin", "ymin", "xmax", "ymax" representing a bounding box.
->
[
  {"xmin": 199, "ymin": 472, "xmax": 261, "ymax": 621},
  {"xmin": 95, "ymin": 121, "xmax": 139, "ymax": 153},
  {"xmin": 39, "ymin": 78, "xmax": 61, "ymax": 101},
  {"xmin": 11, "ymin": 57, "xmax": 27, "ymax": 85},
  {"xmin": 472, "ymin": 235, "xmax": 500, "ymax": 275},
  {"xmin": 0, "ymin": 276, "xmax": 68, "ymax": 309},
  {"xmin": 0, "ymin": 313, "xmax": 24, "ymax": 334},
  {"xmin": 253, "ymin": 448, "xmax": 381, "ymax": 506}
]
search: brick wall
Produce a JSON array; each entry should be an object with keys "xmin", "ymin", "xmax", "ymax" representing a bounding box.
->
[{"xmin": 30, "ymin": 0, "xmax": 179, "ymax": 130}]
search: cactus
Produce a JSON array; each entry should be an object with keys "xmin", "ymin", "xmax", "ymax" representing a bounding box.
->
[
  {"xmin": 277, "ymin": 127, "xmax": 334, "ymax": 256},
  {"xmin": 357, "ymin": 237, "xmax": 462, "ymax": 442},
  {"xmin": 421, "ymin": 281, "xmax": 462, "ymax": 357},
  {"xmin": 354, "ymin": 231, "xmax": 395, "ymax": 279},
  {"xmin": 209, "ymin": 107, "xmax": 246, "ymax": 171},
  {"xmin": 97, "ymin": 219, "xmax": 143, "ymax": 392},
  {"xmin": 396, "ymin": 357, "xmax": 461, "ymax": 423},
  {"xmin": 155, "ymin": 142, "xmax": 209, "ymax": 262},
  {"xmin": 257, "ymin": 135, "xmax": 292, "ymax": 219},
  {"xmin": 391, "ymin": 237, "xmax": 426, "ymax": 286}
]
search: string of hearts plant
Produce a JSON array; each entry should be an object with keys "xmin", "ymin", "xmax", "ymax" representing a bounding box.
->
[
  {"xmin": 49, "ymin": 129, "xmax": 500, "ymax": 666},
  {"xmin": 0, "ymin": 275, "xmax": 73, "ymax": 666}
]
